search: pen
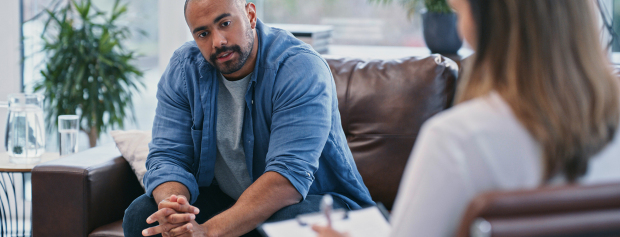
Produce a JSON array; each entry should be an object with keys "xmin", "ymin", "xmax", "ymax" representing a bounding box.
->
[{"xmin": 321, "ymin": 194, "xmax": 334, "ymax": 227}]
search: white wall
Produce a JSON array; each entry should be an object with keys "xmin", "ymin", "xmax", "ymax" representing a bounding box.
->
[
  {"xmin": 0, "ymin": 0, "xmax": 23, "ymax": 152},
  {"xmin": 158, "ymin": 0, "xmax": 191, "ymax": 72}
]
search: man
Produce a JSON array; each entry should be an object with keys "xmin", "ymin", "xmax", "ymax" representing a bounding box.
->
[{"xmin": 122, "ymin": 0, "xmax": 374, "ymax": 236}]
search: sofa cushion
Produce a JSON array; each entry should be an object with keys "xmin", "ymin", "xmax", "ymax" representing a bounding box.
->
[
  {"xmin": 325, "ymin": 55, "xmax": 459, "ymax": 209},
  {"xmin": 89, "ymin": 220, "xmax": 124, "ymax": 237},
  {"xmin": 110, "ymin": 130, "xmax": 151, "ymax": 189}
]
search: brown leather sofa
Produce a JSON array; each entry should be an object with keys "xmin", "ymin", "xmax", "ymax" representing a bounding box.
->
[{"xmin": 31, "ymin": 55, "xmax": 459, "ymax": 236}]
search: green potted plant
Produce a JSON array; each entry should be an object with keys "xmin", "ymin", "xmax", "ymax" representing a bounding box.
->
[
  {"xmin": 35, "ymin": 0, "xmax": 144, "ymax": 147},
  {"xmin": 370, "ymin": 0, "xmax": 462, "ymax": 54}
]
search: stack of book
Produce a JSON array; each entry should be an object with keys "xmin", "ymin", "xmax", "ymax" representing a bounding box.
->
[{"xmin": 268, "ymin": 24, "xmax": 333, "ymax": 54}]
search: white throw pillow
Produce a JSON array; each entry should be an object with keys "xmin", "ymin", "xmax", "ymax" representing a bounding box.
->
[{"xmin": 110, "ymin": 130, "xmax": 151, "ymax": 190}]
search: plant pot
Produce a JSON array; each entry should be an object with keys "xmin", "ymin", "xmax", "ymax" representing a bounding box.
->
[{"xmin": 422, "ymin": 12, "xmax": 463, "ymax": 55}]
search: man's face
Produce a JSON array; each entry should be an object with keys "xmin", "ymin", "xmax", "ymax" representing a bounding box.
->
[{"xmin": 185, "ymin": 0, "xmax": 255, "ymax": 74}]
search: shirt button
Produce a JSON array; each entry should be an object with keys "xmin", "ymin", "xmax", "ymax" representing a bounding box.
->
[
  {"xmin": 307, "ymin": 172, "xmax": 311, "ymax": 177},
  {"xmin": 251, "ymin": 100, "xmax": 254, "ymax": 105}
]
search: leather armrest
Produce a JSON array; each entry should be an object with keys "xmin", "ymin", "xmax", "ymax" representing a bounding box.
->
[
  {"xmin": 480, "ymin": 208, "xmax": 620, "ymax": 237},
  {"xmin": 32, "ymin": 143, "xmax": 144, "ymax": 237},
  {"xmin": 457, "ymin": 183, "xmax": 620, "ymax": 237}
]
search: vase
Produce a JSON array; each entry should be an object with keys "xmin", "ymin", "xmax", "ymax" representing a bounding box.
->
[{"xmin": 422, "ymin": 12, "xmax": 463, "ymax": 55}]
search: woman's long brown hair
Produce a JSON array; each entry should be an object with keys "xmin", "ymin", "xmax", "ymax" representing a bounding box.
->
[{"xmin": 456, "ymin": 0, "xmax": 620, "ymax": 182}]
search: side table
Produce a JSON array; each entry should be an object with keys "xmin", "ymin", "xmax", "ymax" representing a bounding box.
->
[{"xmin": 0, "ymin": 153, "xmax": 59, "ymax": 237}]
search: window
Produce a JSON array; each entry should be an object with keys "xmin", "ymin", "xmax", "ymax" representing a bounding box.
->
[
  {"xmin": 608, "ymin": 0, "xmax": 620, "ymax": 62},
  {"xmin": 612, "ymin": 0, "xmax": 620, "ymax": 52},
  {"xmin": 22, "ymin": 0, "xmax": 158, "ymax": 92},
  {"xmin": 21, "ymin": 0, "xmax": 159, "ymax": 150},
  {"xmin": 256, "ymin": 0, "xmax": 425, "ymax": 47}
]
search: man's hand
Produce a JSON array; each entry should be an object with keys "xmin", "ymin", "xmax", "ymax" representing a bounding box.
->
[
  {"xmin": 312, "ymin": 225, "xmax": 350, "ymax": 237},
  {"xmin": 157, "ymin": 195, "xmax": 200, "ymax": 216},
  {"xmin": 167, "ymin": 219, "xmax": 208, "ymax": 237},
  {"xmin": 142, "ymin": 195, "xmax": 200, "ymax": 236}
]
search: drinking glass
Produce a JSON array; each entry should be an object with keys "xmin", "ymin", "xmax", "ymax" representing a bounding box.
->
[{"xmin": 58, "ymin": 115, "xmax": 79, "ymax": 156}]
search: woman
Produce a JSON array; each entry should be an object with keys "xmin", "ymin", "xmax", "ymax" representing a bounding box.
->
[{"xmin": 314, "ymin": 0, "xmax": 620, "ymax": 236}]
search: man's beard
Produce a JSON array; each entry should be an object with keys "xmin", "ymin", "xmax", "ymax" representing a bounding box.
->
[{"xmin": 209, "ymin": 28, "xmax": 254, "ymax": 74}]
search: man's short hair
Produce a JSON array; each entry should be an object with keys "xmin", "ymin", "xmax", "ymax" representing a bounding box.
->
[{"xmin": 184, "ymin": 0, "xmax": 247, "ymax": 18}]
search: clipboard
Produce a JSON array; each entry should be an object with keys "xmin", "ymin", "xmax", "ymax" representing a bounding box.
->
[{"xmin": 258, "ymin": 203, "xmax": 391, "ymax": 237}]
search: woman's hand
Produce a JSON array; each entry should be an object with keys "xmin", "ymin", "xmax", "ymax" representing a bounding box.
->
[{"xmin": 312, "ymin": 225, "xmax": 350, "ymax": 237}]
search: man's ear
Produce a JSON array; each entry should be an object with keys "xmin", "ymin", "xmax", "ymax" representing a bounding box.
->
[{"xmin": 246, "ymin": 2, "xmax": 257, "ymax": 29}]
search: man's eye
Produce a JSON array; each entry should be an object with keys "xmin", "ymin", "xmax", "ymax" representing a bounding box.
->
[
  {"xmin": 199, "ymin": 32, "xmax": 208, "ymax": 38},
  {"xmin": 222, "ymin": 21, "xmax": 231, "ymax": 27}
]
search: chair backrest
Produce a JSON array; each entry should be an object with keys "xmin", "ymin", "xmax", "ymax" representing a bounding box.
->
[
  {"xmin": 457, "ymin": 182, "xmax": 620, "ymax": 237},
  {"xmin": 325, "ymin": 55, "xmax": 459, "ymax": 209}
]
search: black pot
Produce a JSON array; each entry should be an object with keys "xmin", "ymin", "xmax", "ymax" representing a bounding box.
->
[{"xmin": 422, "ymin": 12, "xmax": 463, "ymax": 55}]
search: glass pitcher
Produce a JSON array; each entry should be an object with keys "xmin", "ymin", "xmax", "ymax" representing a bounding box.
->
[{"xmin": 0, "ymin": 93, "xmax": 46, "ymax": 163}]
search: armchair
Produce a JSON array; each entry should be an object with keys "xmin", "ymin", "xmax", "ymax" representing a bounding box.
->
[{"xmin": 458, "ymin": 183, "xmax": 620, "ymax": 237}]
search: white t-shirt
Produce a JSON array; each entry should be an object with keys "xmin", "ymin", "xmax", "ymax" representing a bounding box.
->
[{"xmin": 389, "ymin": 92, "xmax": 620, "ymax": 237}]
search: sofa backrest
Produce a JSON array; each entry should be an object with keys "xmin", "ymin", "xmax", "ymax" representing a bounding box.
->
[{"xmin": 325, "ymin": 55, "xmax": 459, "ymax": 209}]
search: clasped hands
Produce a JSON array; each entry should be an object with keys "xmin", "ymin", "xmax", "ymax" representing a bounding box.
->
[
  {"xmin": 140, "ymin": 194, "xmax": 347, "ymax": 237},
  {"xmin": 142, "ymin": 195, "xmax": 207, "ymax": 237}
]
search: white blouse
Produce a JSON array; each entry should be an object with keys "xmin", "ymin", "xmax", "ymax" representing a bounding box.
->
[{"xmin": 389, "ymin": 92, "xmax": 620, "ymax": 237}]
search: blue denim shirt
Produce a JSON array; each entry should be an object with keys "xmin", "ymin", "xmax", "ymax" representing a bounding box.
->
[{"xmin": 144, "ymin": 20, "xmax": 374, "ymax": 209}]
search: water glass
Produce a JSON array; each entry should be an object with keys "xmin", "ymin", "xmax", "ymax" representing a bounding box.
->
[{"xmin": 58, "ymin": 115, "xmax": 79, "ymax": 156}]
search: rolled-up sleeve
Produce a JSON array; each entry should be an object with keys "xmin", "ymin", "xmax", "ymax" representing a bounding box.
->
[
  {"xmin": 143, "ymin": 54, "xmax": 200, "ymax": 204},
  {"xmin": 264, "ymin": 53, "xmax": 333, "ymax": 200}
]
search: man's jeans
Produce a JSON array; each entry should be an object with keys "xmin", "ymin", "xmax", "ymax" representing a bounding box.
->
[{"xmin": 122, "ymin": 185, "xmax": 348, "ymax": 237}]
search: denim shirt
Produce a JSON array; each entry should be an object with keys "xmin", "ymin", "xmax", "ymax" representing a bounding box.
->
[{"xmin": 143, "ymin": 19, "xmax": 375, "ymax": 209}]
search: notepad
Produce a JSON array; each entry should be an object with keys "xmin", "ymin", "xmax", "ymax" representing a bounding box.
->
[{"xmin": 258, "ymin": 206, "xmax": 391, "ymax": 237}]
